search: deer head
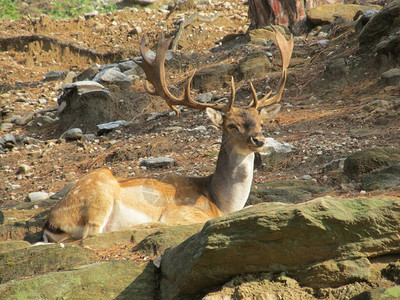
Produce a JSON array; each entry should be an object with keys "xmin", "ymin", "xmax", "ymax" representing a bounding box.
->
[{"xmin": 134, "ymin": 27, "xmax": 293, "ymax": 154}]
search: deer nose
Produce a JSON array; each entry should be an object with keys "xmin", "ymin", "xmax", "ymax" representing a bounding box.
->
[{"xmin": 248, "ymin": 135, "xmax": 266, "ymax": 148}]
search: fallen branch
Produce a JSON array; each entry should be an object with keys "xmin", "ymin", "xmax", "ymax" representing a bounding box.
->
[{"xmin": 171, "ymin": 13, "xmax": 220, "ymax": 50}]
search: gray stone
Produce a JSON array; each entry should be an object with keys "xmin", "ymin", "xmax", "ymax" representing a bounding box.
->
[
  {"xmin": 97, "ymin": 120, "xmax": 131, "ymax": 135},
  {"xmin": 160, "ymin": 196, "xmax": 400, "ymax": 299},
  {"xmin": 60, "ymin": 128, "xmax": 83, "ymax": 141},
  {"xmin": 93, "ymin": 68, "xmax": 132, "ymax": 90},
  {"xmin": 74, "ymin": 64, "xmax": 100, "ymax": 81},
  {"xmin": 57, "ymin": 83, "xmax": 114, "ymax": 133},
  {"xmin": 43, "ymin": 70, "xmax": 65, "ymax": 82},
  {"xmin": 0, "ymin": 122, "xmax": 13, "ymax": 131},
  {"xmin": 140, "ymin": 157, "xmax": 176, "ymax": 169},
  {"xmin": 84, "ymin": 10, "xmax": 98, "ymax": 19},
  {"xmin": 61, "ymin": 81, "xmax": 105, "ymax": 97},
  {"xmin": 379, "ymin": 68, "xmax": 400, "ymax": 86},
  {"xmin": 263, "ymin": 137, "xmax": 293, "ymax": 155},
  {"xmin": 256, "ymin": 138, "xmax": 293, "ymax": 171},
  {"xmin": 123, "ymin": 63, "xmax": 144, "ymax": 78},
  {"xmin": 98, "ymin": 63, "xmax": 119, "ymax": 72},
  {"xmin": 27, "ymin": 192, "xmax": 49, "ymax": 202},
  {"xmin": 1, "ymin": 134, "xmax": 16, "ymax": 145},
  {"xmin": 63, "ymin": 71, "xmax": 76, "ymax": 84},
  {"xmin": 0, "ymin": 133, "xmax": 16, "ymax": 149},
  {"xmin": 118, "ymin": 60, "xmax": 137, "ymax": 72},
  {"xmin": 15, "ymin": 111, "xmax": 35, "ymax": 125},
  {"xmin": 194, "ymin": 92, "xmax": 213, "ymax": 103}
]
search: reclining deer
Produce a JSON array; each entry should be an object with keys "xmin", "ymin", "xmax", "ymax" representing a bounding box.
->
[{"xmin": 43, "ymin": 28, "xmax": 293, "ymax": 242}]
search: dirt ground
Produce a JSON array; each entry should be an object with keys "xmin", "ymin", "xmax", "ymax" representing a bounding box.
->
[
  {"xmin": 1, "ymin": 1, "xmax": 400, "ymax": 209},
  {"xmin": 1, "ymin": 1, "xmax": 400, "ymax": 298}
]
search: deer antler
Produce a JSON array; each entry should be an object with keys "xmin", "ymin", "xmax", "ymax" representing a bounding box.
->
[
  {"xmin": 134, "ymin": 34, "xmax": 235, "ymax": 115},
  {"xmin": 251, "ymin": 26, "xmax": 294, "ymax": 109}
]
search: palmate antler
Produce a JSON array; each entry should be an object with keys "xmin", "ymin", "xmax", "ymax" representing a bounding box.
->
[
  {"xmin": 249, "ymin": 26, "xmax": 294, "ymax": 109},
  {"xmin": 134, "ymin": 35, "xmax": 234, "ymax": 115},
  {"xmin": 134, "ymin": 26, "xmax": 293, "ymax": 114}
]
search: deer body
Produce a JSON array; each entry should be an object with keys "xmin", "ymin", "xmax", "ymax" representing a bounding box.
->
[
  {"xmin": 43, "ymin": 27, "xmax": 293, "ymax": 242},
  {"xmin": 43, "ymin": 110, "xmax": 261, "ymax": 242}
]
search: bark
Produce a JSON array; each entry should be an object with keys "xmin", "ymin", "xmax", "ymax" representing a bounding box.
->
[{"xmin": 248, "ymin": 0, "xmax": 343, "ymax": 29}]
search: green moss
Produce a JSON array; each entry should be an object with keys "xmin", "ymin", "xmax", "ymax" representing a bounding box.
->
[
  {"xmin": 383, "ymin": 286, "xmax": 400, "ymax": 298},
  {"xmin": 0, "ymin": 0, "xmax": 22, "ymax": 20}
]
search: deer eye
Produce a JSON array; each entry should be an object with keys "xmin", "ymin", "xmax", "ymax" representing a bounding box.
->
[{"xmin": 227, "ymin": 124, "xmax": 239, "ymax": 131}]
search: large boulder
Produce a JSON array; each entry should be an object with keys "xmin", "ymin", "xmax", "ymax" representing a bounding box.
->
[
  {"xmin": 359, "ymin": 0, "xmax": 400, "ymax": 67},
  {"xmin": 359, "ymin": 0, "xmax": 400, "ymax": 49},
  {"xmin": 343, "ymin": 147, "xmax": 400, "ymax": 180},
  {"xmin": 160, "ymin": 196, "xmax": 400, "ymax": 299}
]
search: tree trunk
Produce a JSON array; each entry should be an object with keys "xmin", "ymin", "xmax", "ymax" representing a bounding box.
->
[{"xmin": 248, "ymin": 0, "xmax": 341, "ymax": 29}]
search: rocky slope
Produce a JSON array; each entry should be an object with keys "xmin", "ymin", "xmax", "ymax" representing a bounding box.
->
[{"xmin": 1, "ymin": 0, "xmax": 400, "ymax": 299}]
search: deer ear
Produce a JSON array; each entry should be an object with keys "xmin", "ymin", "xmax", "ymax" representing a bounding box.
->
[
  {"xmin": 206, "ymin": 107, "xmax": 223, "ymax": 128},
  {"xmin": 259, "ymin": 104, "xmax": 281, "ymax": 123}
]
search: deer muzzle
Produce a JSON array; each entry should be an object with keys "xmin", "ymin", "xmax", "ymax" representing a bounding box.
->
[{"xmin": 247, "ymin": 134, "xmax": 266, "ymax": 149}]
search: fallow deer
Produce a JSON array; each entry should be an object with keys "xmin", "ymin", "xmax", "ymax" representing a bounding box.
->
[{"xmin": 43, "ymin": 27, "xmax": 293, "ymax": 242}]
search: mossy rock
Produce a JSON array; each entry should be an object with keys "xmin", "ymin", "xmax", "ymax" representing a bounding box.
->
[
  {"xmin": 239, "ymin": 51, "xmax": 271, "ymax": 81},
  {"xmin": 0, "ymin": 243, "xmax": 95, "ymax": 284},
  {"xmin": 307, "ymin": 4, "xmax": 381, "ymax": 25},
  {"xmin": 0, "ymin": 260, "xmax": 157, "ymax": 299},
  {"xmin": 160, "ymin": 196, "xmax": 400, "ymax": 298},
  {"xmin": 0, "ymin": 240, "xmax": 31, "ymax": 254},
  {"xmin": 343, "ymin": 147, "xmax": 400, "ymax": 180}
]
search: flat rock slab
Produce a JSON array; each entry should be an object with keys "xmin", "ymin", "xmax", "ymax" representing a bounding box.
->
[
  {"xmin": 0, "ymin": 243, "xmax": 95, "ymax": 284},
  {"xmin": 0, "ymin": 260, "xmax": 157, "ymax": 300},
  {"xmin": 140, "ymin": 157, "xmax": 176, "ymax": 169},
  {"xmin": 0, "ymin": 240, "xmax": 30, "ymax": 254}
]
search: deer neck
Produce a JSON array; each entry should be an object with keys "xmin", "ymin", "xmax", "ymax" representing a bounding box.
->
[{"xmin": 210, "ymin": 133, "xmax": 255, "ymax": 214}]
